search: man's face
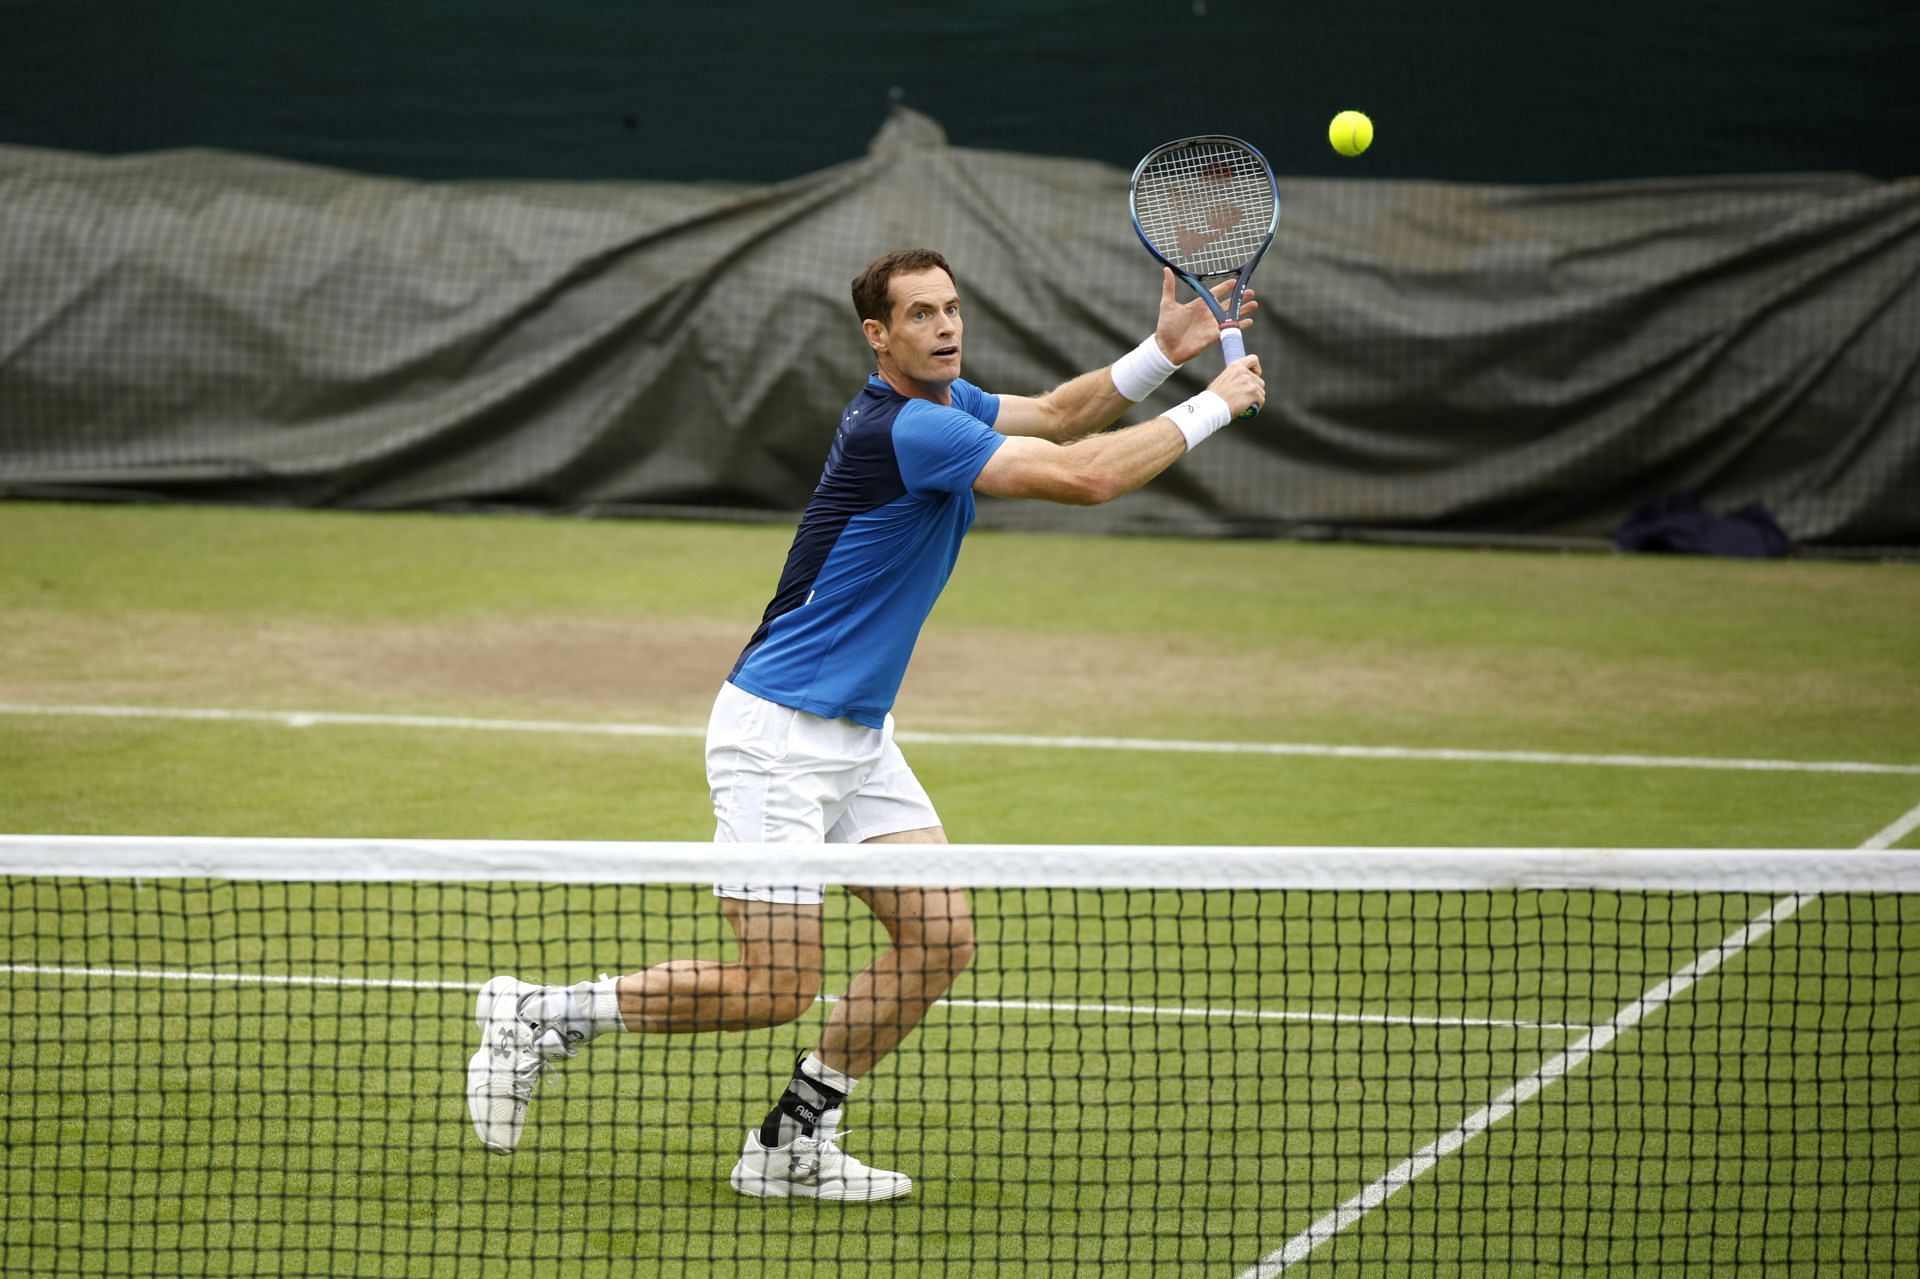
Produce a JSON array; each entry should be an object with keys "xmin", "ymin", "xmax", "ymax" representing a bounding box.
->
[{"xmin": 868, "ymin": 267, "xmax": 962, "ymax": 386}]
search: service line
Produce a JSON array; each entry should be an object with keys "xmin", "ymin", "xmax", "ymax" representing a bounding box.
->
[{"xmin": 4, "ymin": 702, "xmax": 1916, "ymax": 776}]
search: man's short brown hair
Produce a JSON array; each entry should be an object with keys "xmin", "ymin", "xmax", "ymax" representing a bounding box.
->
[{"xmin": 851, "ymin": 249, "xmax": 955, "ymax": 326}]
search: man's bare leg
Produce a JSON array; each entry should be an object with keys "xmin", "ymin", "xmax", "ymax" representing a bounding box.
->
[
  {"xmin": 611, "ymin": 898, "xmax": 825, "ymax": 1033},
  {"xmin": 814, "ymin": 828, "xmax": 977, "ymax": 1079},
  {"xmin": 730, "ymin": 827, "xmax": 973, "ymax": 1200},
  {"xmin": 470, "ymin": 895, "xmax": 829, "ymax": 1155}
]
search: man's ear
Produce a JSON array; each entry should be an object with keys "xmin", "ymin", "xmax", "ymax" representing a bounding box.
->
[{"xmin": 862, "ymin": 317, "xmax": 888, "ymax": 356}]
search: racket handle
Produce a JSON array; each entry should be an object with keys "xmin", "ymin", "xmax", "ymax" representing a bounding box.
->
[{"xmin": 1217, "ymin": 326, "xmax": 1260, "ymax": 419}]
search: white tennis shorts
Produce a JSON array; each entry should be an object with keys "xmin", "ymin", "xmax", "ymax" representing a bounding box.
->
[{"xmin": 706, "ymin": 681, "xmax": 941, "ymax": 904}]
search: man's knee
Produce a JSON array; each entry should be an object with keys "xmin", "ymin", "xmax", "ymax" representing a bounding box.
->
[
  {"xmin": 942, "ymin": 912, "xmax": 978, "ymax": 976},
  {"xmin": 848, "ymin": 881, "xmax": 976, "ymax": 986},
  {"xmin": 721, "ymin": 897, "xmax": 826, "ymax": 1026},
  {"xmin": 903, "ymin": 902, "xmax": 977, "ymax": 986}
]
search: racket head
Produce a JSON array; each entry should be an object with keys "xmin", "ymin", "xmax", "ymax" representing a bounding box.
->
[{"xmin": 1128, "ymin": 135, "xmax": 1279, "ymax": 296}]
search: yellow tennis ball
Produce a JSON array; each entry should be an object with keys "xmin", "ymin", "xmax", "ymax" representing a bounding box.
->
[{"xmin": 1329, "ymin": 110, "xmax": 1374, "ymax": 158}]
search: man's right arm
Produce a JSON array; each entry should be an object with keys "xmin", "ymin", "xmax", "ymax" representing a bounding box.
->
[
  {"xmin": 990, "ymin": 271, "xmax": 1261, "ymax": 447},
  {"xmin": 973, "ymin": 356, "xmax": 1265, "ymax": 506}
]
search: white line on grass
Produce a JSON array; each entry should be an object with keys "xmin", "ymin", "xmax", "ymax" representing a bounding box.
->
[
  {"xmin": 1860, "ymin": 796, "xmax": 1920, "ymax": 851},
  {"xmin": 0, "ymin": 703, "xmax": 704, "ymax": 741},
  {"xmin": 5, "ymin": 701, "xmax": 1918, "ymax": 776},
  {"xmin": 0, "ymin": 963, "xmax": 1591, "ymax": 1033},
  {"xmin": 0, "ymin": 962, "xmax": 470, "ymax": 991},
  {"xmin": 1235, "ymin": 802, "xmax": 1920, "ymax": 1277},
  {"xmin": 1236, "ymin": 892, "xmax": 1812, "ymax": 1277},
  {"xmin": 929, "ymin": 995, "xmax": 1589, "ymax": 1032}
]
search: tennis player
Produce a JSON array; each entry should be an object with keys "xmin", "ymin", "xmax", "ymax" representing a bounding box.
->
[{"xmin": 468, "ymin": 248, "xmax": 1264, "ymax": 1199}]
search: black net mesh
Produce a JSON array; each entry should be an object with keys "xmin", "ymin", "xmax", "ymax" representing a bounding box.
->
[{"xmin": 3, "ymin": 853, "xmax": 1915, "ymax": 1276}]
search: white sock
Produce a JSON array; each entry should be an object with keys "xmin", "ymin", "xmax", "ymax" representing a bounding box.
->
[
  {"xmin": 531, "ymin": 977, "xmax": 628, "ymax": 1044},
  {"xmin": 800, "ymin": 1052, "xmax": 858, "ymax": 1095},
  {"xmin": 587, "ymin": 975, "xmax": 628, "ymax": 1035}
]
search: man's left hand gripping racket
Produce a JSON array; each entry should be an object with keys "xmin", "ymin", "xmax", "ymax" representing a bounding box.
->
[{"xmin": 1128, "ymin": 134, "xmax": 1279, "ymax": 417}]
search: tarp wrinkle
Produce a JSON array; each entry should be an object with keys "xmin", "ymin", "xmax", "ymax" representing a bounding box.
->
[{"xmin": 1, "ymin": 112, "xmax": 1914, "ymax": 547}]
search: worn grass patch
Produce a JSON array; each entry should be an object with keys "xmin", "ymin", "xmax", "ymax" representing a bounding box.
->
[{"xmin": 3, "ymin": 500, "xmax": 1917, "ymax": 846}]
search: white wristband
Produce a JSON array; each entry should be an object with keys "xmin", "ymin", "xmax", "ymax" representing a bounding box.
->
[
  {"xmin": 1167, "ymin": 391, "xmax": 1232, "ymax": 451},
  {"xmin": 1109, "ymin": 334, "xmax": 1178, "ymax": 402}
]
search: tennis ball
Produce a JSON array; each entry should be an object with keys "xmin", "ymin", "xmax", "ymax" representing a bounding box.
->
[{"xmin": 1329, "ymin": 110, "xmax": 1374, "ymax": 158}]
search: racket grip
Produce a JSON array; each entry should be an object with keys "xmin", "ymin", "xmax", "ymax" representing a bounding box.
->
[{"xmin": 1217, "ymin": 326, "xmax": 1260, "ymax": 419}]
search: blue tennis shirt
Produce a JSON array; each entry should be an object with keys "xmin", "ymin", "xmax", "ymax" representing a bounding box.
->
[{"xmin": 728, "ymin": 375, "xmax": 1006, "ymax": 728}]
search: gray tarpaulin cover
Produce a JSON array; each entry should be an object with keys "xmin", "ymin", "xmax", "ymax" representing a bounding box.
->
[{"xmin": 2, "ymin": 110, "xmax": 1916, "ymax": 546}]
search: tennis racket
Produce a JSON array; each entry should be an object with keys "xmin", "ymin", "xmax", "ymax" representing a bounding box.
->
[{"xmin": 1127, "ymin": 134, "xmax": 1279, "ymax": 416}]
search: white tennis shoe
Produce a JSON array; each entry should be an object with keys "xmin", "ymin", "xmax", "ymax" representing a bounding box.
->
[
  {"xmin": 729, "ymin": 1121, "xmax": 914, "ymax": 1201},
  {"xmin": 465, "ymin": 975, "xmax": 577, "ymax": 1155}
]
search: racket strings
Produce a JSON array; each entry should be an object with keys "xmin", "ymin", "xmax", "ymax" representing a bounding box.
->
[{"xmin": 1132, "ymin": 142, "xmax": 1276, "ymax": 277}]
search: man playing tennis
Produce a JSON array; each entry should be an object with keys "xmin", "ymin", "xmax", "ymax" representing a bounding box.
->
[{"xmin": 467, "ymin": 248, "xmax": 1264, "ymax": 1199}]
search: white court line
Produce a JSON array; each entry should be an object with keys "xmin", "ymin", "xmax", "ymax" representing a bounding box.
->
[
  {"xmin": 0, "ymin": 962, "xmax": 469, "ymax": 991},
  {"xmin": 1237, "ymin": 891, "xmax": 1812, "ymax": 1277},
  {"xmin": 5, "ymin": 701, "xmax": 1918, "ymax": 776},
  {"xmin": 1236, "ymin": 801, "xmax": 1920, "ymax": 1277},
  {"xmin": 930, "ymin": 996, "xmax": 1588, "ymax": 1033},
  {"xmin": 0, "ymin": 963, "xmax": 1591, "ymax": 1033},
  {"xmin": 1860, "ymin": 797, "xmax": 1920, "ymax": 851}
]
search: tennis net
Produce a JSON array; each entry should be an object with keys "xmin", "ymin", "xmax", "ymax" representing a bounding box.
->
[{"xmin": 2, "ymin": 837, "xmax": 1915, "ymax": 1277}]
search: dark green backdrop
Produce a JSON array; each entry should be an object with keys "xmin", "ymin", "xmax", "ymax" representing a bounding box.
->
[
  {"xmin": 3, "ymin": 0, "xmax": 1917, "ymax": 184},
  {"xmin": 4, "ymin": 5, "xmax": 1917, "ymax": 549}
]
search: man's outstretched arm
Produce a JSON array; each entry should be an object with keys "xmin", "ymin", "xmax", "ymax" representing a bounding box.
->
[
  {"xmin": 974, "ymin": 356, "xmax": 1265, "ymax": 506},
  {"xmin": 992, "ymin": 269, "xmax": 1258, "ymax": 444}
]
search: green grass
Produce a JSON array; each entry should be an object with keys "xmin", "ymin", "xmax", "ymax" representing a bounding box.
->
[
  {"xmin": 2, "ymin": 715, "xmax": 1911, "ymax": 847},
  {"xmin": 0, "ymin": 502, "xmax": 787, "ymax": 621},
  {"xmin": 2, "ymin": 499, "xmax": 1919, "ymax": 1275},
  {"xmin": 3, "ymin": 500, "xmax": 1917, "ymax": 846}
]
